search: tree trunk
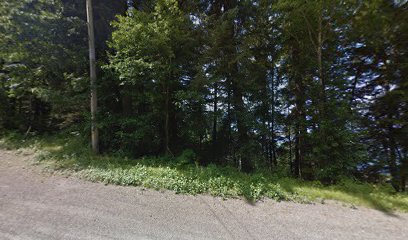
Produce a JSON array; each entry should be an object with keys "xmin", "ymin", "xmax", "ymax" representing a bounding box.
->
[
  {"xmin": 294, "ymin": 120, "xmax": 303, "ymax": 178},
  {"xmin": 399, "ymin": 149, "xmax": 407, "ymax": 192},
  {"xmin": 270, "ymin": 68, "xmax": 278, "ymax": 167},
  {"xmin": 387, "ymin": 125, "xmax": 400, "ymax": 192},
  {"xmin": 164, "ymin": 85, "xmax": 171, "ymax": 155},
  {"xmin": 227, "ymin": 3, "xmax": 251, "ymax": 171},
  {"xmin": 226, "ymin": 80, "xmax": 232, "ymax": 157},
  {"xmin": 317, "ymin": 11, "xmax": 326, "ymax": 103},
  {"xmin": 86, "ymin": 0, "xmax": 99, "ymax": 154},
  {"xmin": 231, "ymin": 77, "xmax": 251, "ymax": 171},
  {"xmin": 292, "ymin": 46, "xmax": 305, "ymax": 179},
  {"xmin": 212, "ymin": 82, "xmax": 218, "ymax": 160},
  {"xmin": 349, "ymin": 66, "xmax": 361, "ymax": 107},
  {"xmin": 288, "ymin": 123, "xmax": 293, "ymax": 175}
]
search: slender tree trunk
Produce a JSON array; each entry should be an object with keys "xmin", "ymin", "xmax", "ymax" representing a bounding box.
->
[
  {"xmin": 86, "ymin": 0, "xmax": 99, "ymax": 154},
  {"xmin": 349, "ymin": 66, "xmax": 361, "ymax": 107},
  {"xmin": 232, "ymin": 80, "xmax": 251, "ymax": 171},
  {"xmin": 255, "ymin": 52, "xmax": 273, "ymax": 168},
  {"xmin": 397, "ymin": 148, "xmax": 407, "ymax": 192},
  {"xmin": 28, "ymin": 78, "xmax": 34, "ymax": 131},
  {"xmin": 288, "ymin": 124, "xmax": 293, "ymax": 175},
  {"xmin": 317, "ymin": 15, "xmax": 326, "ymax": 102},
  {"xmin": 230, "ymin": 58, "xmax": 251, "ymax": 171},
  {"xmin": 270, "ymin": 68, "xmax": 278, "ymax": 167},
  {"xmin": 316, "ymin": 2, "xmax": 327, "ymax": 107},
  {"xmin": 212, "ymin": 82, "xmax": 218, "ymax": 160},
  {"xmin": 227, "ymin": 80, "xmax": 232, "ymax": 154},
  {"xmin": 292, "ymin": 46, "xmax": 305, "ymax": 178},
  {"xmin": 294, "ymin": 121, "xmax": 302, "ymax": 178},
  {"xmin": 121, "ymin": 91, "xmax": 132, "ymax": 116},
  {"xmin": 388, "ymin": 125, "xmax": 400, "ymax": 192},
  {"xmin": 228, "ymin": 7, "xmax": 251, "ymax": 172},
  {"xmin": 165, "ymin": 85, "xmax": 170, "ymax": 155}
]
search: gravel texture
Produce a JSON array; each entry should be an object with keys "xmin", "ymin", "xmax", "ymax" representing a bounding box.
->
[{"xmin": 0, "ymin": 149, "xmax": 407, "ymax": 240}]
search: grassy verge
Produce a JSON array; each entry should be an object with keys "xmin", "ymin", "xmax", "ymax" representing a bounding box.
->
[{"xmin": 1, "ymin": 132, "xmax": 407, "ymax": 213}]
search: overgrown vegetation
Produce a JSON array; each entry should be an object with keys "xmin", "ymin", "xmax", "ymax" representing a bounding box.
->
[
  {"xmin": 0, "ymin": 0, "xmax": 407, "ymax": 214},
  {"xmin": 1, "ymin": 132, "xmax": 407, "ymax": 212}
]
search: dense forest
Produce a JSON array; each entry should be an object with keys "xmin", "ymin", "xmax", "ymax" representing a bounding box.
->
[{"xmin": 0, "ymin": 0, "xmax": 407, "ymax": 191}]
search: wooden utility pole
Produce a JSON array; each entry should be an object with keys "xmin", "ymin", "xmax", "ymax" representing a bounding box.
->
[{"xmin": 86, "ymin": 0, "xmax": 99, "ymax": 153}]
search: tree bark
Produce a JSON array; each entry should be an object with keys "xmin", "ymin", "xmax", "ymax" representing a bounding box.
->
[
  {"xmin": 388, "ymin": 128, "xmax": 400, "ymax": 191},
  {"xmin": 288, "ymin": 123, "xmax": 293, "ymax": 175},
  {"xmin": 212, "ymin": 82, "xmax": 218, "ymax": 159},
  {"xmin": 397, "ymin": 148, "xmax": 407, "ymax": 192},
  {"xmin": 270, "ymin": 68, "xmax": 279, "ymax": 167},
  {"xmin": 164, "ymin": 85, "xmax": 171, "ymax": 155},
  {"xmin": 231, "ymin": 77, "xmax": 251, "ymax": 171},
  {"xmin": 86, "ymin": 0, "xmax": 99, "ymax": 154},
  {"xmin": 292, "ymin": 47, "xmax": 305, "ymax": 179},
  {"xmin": 317, "ymin": 10, "xmax": 326, "ymax": 104}
]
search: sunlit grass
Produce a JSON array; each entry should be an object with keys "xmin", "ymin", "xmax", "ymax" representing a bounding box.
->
[{"xmin": 1, "ymin": 132, "xmax": 407, "ymax": 213}]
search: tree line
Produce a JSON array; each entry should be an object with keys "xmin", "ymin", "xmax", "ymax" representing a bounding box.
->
[{"xmin": 0, "ymin": 0, "xmax": 407, "ymax": 190}]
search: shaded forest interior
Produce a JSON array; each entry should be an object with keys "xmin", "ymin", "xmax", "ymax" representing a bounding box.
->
[{"xmin": 0, "ymin": 0, "xmax": 407, "ymax": 191}]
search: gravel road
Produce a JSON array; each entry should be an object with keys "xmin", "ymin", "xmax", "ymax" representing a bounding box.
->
[{"xmin": 0, "ymin": 149, "xmax": 407, "ymax": 240}]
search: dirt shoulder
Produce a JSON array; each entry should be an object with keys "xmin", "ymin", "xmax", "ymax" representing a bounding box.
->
[{"xmin": 1, "ymin": 149, "xmax": 407, "ymax": 240}]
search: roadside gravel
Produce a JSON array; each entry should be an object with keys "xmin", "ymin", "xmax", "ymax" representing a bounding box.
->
[{"xmin": 1, "ymin": 149, "xmax": 407, "ymax": 240}]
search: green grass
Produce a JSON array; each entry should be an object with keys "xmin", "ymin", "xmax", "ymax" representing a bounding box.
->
[{"xmin": 1, "ymin": 132, "xmax": 407, "ymax": 213}]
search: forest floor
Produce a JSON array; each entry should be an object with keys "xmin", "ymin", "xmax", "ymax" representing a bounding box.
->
[{"xmin": 0, "ymin": 148, "xmax": 408, "ymax": 240}]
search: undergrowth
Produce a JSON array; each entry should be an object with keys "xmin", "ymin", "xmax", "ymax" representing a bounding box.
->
[{"xmin": 1, "ymin": 131, "xmax": 407, "ymax": 212}]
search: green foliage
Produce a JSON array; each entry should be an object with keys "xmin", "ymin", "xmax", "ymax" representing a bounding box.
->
[
  {"xmin": 175, "ymin": 149, "xmax": 197, "ymax": 167},
  {"xmin": 1, "ymin": 0, "xmax": 407, "ymax": 192},
  {"xmin": 0, "ymin": 0, "xmax": 88, "ymax": 131},
  {"xmin": 103, "ymin": 0, "xmax": 200, "ymax": 155}
]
